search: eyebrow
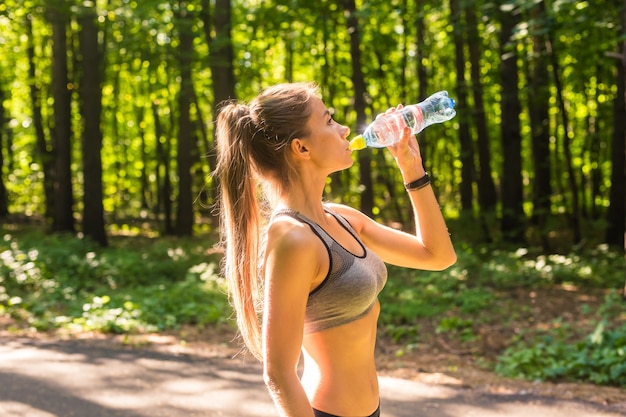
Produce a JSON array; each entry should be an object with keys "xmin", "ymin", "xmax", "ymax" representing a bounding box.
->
[{"xmin": 323, "ymin": 108, "xmax": 334, "ymax": 118}]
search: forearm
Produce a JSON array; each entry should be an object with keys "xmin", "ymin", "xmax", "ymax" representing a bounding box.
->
[
  {"xmin": 401, "ymin": 166, "xmax": 456, "ymax": 269},
  {"xmin": 265, "ymin": 373, "xmax": 315, "ymax": 417}
]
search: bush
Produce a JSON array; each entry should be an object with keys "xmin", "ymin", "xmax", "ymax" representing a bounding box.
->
[
  {"xmin": 2, "ymin": 226, "xmax": 624, "ymax": 388},
  {"xmin": 496, "ymin": 293, "xmax": 626, "ymax": 387},
  {"xmin": 0, "ymin": 228, "xmax": 231, "ymax": 333}
]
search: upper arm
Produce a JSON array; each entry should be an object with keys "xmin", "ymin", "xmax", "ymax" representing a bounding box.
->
[
  {"xmin": 328, "ymin": 203, "xmax": 454, "ymax": 271},
  {"xmin": 262, "ymin": 220, "xmax": 323, "ymax": 379}
]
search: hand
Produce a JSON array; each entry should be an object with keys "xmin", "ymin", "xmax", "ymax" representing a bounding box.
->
[
  {"xmin": 384, "ymin": 111, "xmax": 424, "ymax": 179},
  {"xmin": 373, "ymin": 105, "xmax": 425, "ymax": 180}
]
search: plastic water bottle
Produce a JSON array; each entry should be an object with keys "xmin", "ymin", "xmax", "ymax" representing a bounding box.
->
[{"xmin": 349, "ymin": 91, "xmax": 456, "ymax": 150}]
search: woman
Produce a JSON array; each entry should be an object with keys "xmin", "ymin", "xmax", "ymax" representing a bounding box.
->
[{"xmin": 214, "ymin": 82, "xmax": 456, "ymax": 417}]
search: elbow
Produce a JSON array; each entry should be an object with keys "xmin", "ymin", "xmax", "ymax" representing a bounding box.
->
[
  {"xmin": 263, "ymin": 363, "xmax": 291, "ymax": 393},
  {"xmin": 263, "ymin": 371, "xmax": 276, "ymax": 392},
  {"xmin": 432, "ymin": 249, "xmax": 457, "ymax": 271},
  {"xmin": 263, "ymin": 365, "xmax": 277, "ymax": 389},
  {"xmin": 445, "ymin": 250, "xmax": 458, "ymax": 268},
  {"xmin": 443, "ymin": 252, "xmax": 458, "ymax": 269}
]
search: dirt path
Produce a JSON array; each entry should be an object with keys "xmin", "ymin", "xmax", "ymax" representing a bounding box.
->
[{"xmin": 1, "ymin": 334, "xmax": 625, "ymax": 417}]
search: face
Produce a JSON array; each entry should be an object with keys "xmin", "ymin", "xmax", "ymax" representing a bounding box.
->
[{"xmin": 302, "ymin": 97, "xmax": 353, "ymax": 172}]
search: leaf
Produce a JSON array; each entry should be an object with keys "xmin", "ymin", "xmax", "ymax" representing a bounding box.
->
[{"xmin": 590, "ymin": 321, "xmax": 605, "ymax": 345}]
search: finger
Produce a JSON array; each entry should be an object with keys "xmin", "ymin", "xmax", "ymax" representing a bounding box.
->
[
  {"xmin": 389, "ymin": 127, "xmax": 412, "ymax": 151},
  {"xmin": 402, "ymin": 126, "xmax": 412, "ymax": 141}
]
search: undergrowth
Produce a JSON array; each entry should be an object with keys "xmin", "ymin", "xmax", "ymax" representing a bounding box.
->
[
  {"xmin": 0, "ymin": 225, "xmax": 624, "ymax": 387},
  {"xmin": 0, "ymin": 227, "xmax": 230, "ymax": 334}
]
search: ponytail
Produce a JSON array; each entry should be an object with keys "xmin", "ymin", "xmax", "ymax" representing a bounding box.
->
[
  {"xmin": 215, "ymin": 103, "xmax": 265, "ymax": 359},
  {"xmin": 214, "ymin": 82, "xmax": 320, "ymax": 360}
]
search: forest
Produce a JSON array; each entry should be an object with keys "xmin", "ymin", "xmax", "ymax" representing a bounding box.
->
[
  {"xmin": 0, "ymin": 0, "xmax": 625, "ymax": 392},
  {"xmin": 0, "ymin": 0, "xmax": 623, "ymax": 251}
]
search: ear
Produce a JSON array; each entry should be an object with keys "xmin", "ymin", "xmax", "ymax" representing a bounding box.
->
[{"xmin": 290, "ymin": 138, "xmax": 310, "ymax": 160}]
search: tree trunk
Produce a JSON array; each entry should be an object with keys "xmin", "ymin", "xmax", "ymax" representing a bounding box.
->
[
  {"xmin": 48, "ymin": 5, "xmax": 75, "ymax": 233},
  {"xmin": 134, "ymin": 99, "xmax": 150, "ymax": 210},
  {"xmin": 78, "ymin": 10, "xmax": 107, "ymax": 246},
  {"xmin": 605, "ymin": 4, "xmax": 626, "ymax": 249},
  {"xmin": 527, "ymin": 1, "xmax": 553, "ymax": 250},
  {"xmin": 587, "ymin": 68, "xmax": 602, "ymax": 220},
  {"xmin": 450, "ymin": 0, "xmax": 474, "ymax": 212},
  {"xmin": 191, "ymin": 88, "xmax": 212, "ymax": 215},
  {"xmin": 174, "ymin": 2, "xmax": 194, "ymax": 236},
  {"xmin": 201, "ymin": 0, "xmax": 236, "ymax": 216},
  {"xmin": 342, "ymin": 0, "xmax": 373, "ymax": 218},
  {"xmin": 109, "ymin": 67, "xmax": 122, "ymax": 219},
  {"xmin": 285, "ymin": 18, "xmax": 294, "ymax": 82},
  {"xmin": 466, "ymin": 5, "xmax": 497, "ymax": 212},
  {"xmin": 414, "ymin": 0, "xmax": 430, "ymax": 166},
  {"xmin": 152, "ymin": 102, "xmax": 164, "ymax": 218},
  {"xmin": 498, "ymin": 4, "xmax": 525, "ymax": 243},
  {"xmin": 0, "ymin": 83, "xmax": 8, "ymax": 218},
  {"xmin": 400, "ymin": 0, "xmax": 409, "ymax": 101},
  {"xmin": 321, "ymin": 8, "xmax": 332, "ymax": 101},
  {"xmin": 541, "ymin": 2, "xmax": 582, "ymax": 245},
  {"xmin": 26, "ymin": 15, "xmax": 55, "ymax": 223}
]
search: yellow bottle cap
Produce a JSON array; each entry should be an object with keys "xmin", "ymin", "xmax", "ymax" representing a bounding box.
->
[{"xmin": 349, "ymin": 135, "xmax": 366, "ymax": 151}]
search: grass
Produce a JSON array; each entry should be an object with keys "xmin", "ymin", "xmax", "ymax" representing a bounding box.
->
[
  {"xmin": 0, "ymin": 226, "xmax": 230, "ymax": 334},
  {"xmin": 0, "ymin": 222, "xmax": 624, "ymax": 387}
]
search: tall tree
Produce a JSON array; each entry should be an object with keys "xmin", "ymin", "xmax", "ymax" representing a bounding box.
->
[
  {"xmin": 0, "ymin": 82, "xmax": 8, "ymax": 218},
  {"xmin": 450, "ymin": 0, "xmax": 475, "ymax": 212},
  {"xmin": 465, "ymin": 2, "xmax": 497, "ymax": 212},
  {"xmin": 134, "ymin": 95, "xmax": 150, "ymax": 210},
  {"xmin": 201, "ymin": 0, "xmax": 236, "ymax": 210},
  {"xmin": 526, "ymin": 1, "xmax": 552, "ymax": 250},
  {"xmin": 605, "ymin": 1, "xmax": 626, "ymax": 249},
  {"xmin": 414, "ymin": 0, "xmax": 430, "ymax": 165},
  {"xmin": 1, "ymin": 0, "xmax": 622, "ymax": 251},
  {"xmin": 498, "ymin": 2, "xmax": 525, "ymax": 242},
  {"xmin": 47, "ymin": 4, "xmax": 75, "ymax": 233},
  {"xmin": 153, "ymin": 100, "xmax": 174, "ymax": 234},
  {"xmin": 174, "ymin": 1, "xmax": 194, "ymax": 236},
  {"xmin": 202, "ymin": 0, "xmax": 236, "ymax": 112},
  {"xmin": 542, "ymin": 1, "xmax": 582, "ymax": 244},
  {"xmin": 77, "ymin": 7, "xmax": 107, "ymax": 246},
  {"xmin": 341, "ymin": 0, "xmax": 373, "ymax": 218},
  {"xmin": 26, "ymin": 14, "xmax": 55, "ymax": 224}
]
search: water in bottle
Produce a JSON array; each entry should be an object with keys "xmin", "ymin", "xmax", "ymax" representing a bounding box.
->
[{"xmin": 349, "ymin": 91, "xmax": 456, "ymax": 151}]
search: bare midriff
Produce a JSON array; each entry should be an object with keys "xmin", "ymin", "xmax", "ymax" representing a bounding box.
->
[{"xmin": 301, "ymin": 301, "xmax": 380, "ymax": 417}]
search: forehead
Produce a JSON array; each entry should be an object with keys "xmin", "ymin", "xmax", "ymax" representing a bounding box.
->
[{"xmin": 308, "ymin": 96, "xmax": 328, "ymax": 116}]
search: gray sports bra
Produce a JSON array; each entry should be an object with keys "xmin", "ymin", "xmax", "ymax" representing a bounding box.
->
[{"xmin": 273, "ymin": 207, "xmax": 388, "ymax": 334}]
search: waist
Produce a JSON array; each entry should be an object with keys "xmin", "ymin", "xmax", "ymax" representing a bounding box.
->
[{"xmin": 301, "ymin": 305, "xmax": 380, "ymax": 416}]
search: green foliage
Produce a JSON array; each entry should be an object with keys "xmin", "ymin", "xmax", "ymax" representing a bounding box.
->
[
  {"xmin": 453, "ymin": 242, "xmax": 624, "ymax": 289},
  {"xmin": 496, "ymin": 299, "xmax": 626, "ymax": 387},
  {"xmin": 1, "ymin": 225, "xmax": 624, "ymax": 388},
  {"xmin": 378, "ymin": 243, "xmax": 622, "ymax": 334},
  {"xmin": 0, "ymin": 226, "xmax": 231, "ymax": 333},
  {"xmin": 0, "ymin": 0, "xmax": 620, "ymax": 229},
  {"xmin": 379, "ymin": 261, "xmax": 497, "ymax": 324},
  {"xmin": 377, "ymin": 240, "xmax": 624, "ymax": 387}
]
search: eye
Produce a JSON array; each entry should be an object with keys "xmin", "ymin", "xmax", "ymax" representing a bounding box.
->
[{"xmin": 327, "ymin": 108, "xmax": 336, "ymax": 125}]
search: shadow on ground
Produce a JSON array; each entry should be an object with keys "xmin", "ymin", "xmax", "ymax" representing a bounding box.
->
[{"xmin": 0, "ymin": 337, "xmax": 624, "ymax": 417}]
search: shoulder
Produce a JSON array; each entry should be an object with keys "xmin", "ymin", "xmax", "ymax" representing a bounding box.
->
[
  {"xmin": 267, "ymin": 214, "xmax": 319, "ymax": 251},
  {"xmin": 265, "ymin": 215, "xmax": 327, "ymax": 270},
  {"xmin": 325, "ymin": 203, "xmax": 370, "ymax": 234},
  {"xmin": 264, "ymin": 215, "xmax": 327, "ymax": 291}
]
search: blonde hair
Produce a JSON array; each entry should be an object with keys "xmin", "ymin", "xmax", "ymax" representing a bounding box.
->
[{"xmin": 214, "ymin": 82, "xmax": 320, "ymax": 359}]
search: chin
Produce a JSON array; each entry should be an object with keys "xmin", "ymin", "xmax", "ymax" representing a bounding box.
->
[{"xmin": 331, "ymin": 161, "xmax": 354, "ymax": 175}]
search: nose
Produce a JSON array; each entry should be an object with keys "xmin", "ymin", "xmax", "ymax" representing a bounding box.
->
[{"xmin": 341, "ymin": 124, "xmax": 350, "ymax": 139}]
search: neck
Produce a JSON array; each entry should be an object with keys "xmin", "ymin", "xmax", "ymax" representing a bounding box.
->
[{"xmin": 276, "ymin": 178, "xmax": 327, "ymax": 222}]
